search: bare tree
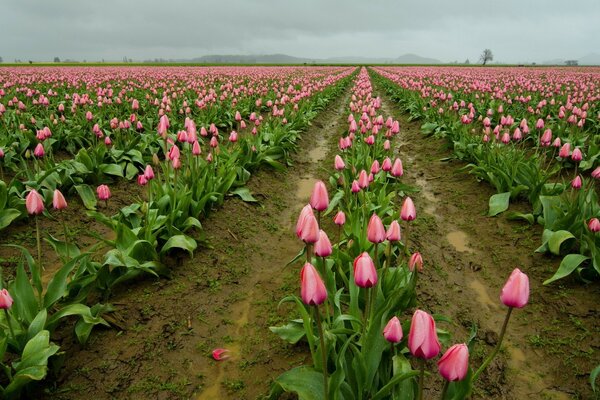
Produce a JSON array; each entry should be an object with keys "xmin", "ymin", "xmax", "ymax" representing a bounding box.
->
[{"xmin": 479, "ymin": 49, "xmax": 493, "ymax": 65}]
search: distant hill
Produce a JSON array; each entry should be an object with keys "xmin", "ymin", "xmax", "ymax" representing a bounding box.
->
[
  {"xmin": 168, "ymin": 53, "xmax": 441, "ymax": 65},
  {"xmin": 542, "ymin": 53, "xmax": 600, "ymax": 66}
]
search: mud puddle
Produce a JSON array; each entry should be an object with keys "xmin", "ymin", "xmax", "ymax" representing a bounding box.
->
[{"xmin": 446, "ymin": 230, "xmax": 474, "ymax": 253}]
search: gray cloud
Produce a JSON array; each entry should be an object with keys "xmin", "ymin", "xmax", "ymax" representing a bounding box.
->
[{"xmin": 1, "ymin": 0, "xmax": 598, "ymax": 63}]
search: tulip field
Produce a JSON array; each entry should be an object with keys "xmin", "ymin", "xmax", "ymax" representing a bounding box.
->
[{"xmin": 0, "ymin": 65, "xmax": 598, "ymax": 399}]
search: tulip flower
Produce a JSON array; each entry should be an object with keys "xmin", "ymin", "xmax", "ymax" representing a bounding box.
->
[
  {"xmin": 592, "ymin": 167, "xmax": 600, "ymax": 179},
  {"xmin": 408, "ymin": 309, "xmax": 441, "ymax": 359},
  {"xmin": 310, "ymin": 181, "xmax": 329, "ymax": 212},
  {"xmin": 333, "ymin": 211, "xmax": 346, "ymax": 226},
  {"xmin": 97, "ymin": 184, "xmax": 111, "ymax": 203},
  {"xmin": 353, "ymin": 252, "xmax": 377, "ymax": 288},
  {"xmin": 300, "ymin": 214, "xmax": 319, "ymax": 245},
  {"xmin": 212, "ymin": 348, "xmax": 231, "ymax": 361},
  {"xmin": 386, "ymin": 220, "xmax": 401, "ymax": 242},
  {"xmin": 401, "ymin": 197, "xmax": 416, "ymax": 221},
  {"xmin": 383, "ymin": 316, "xmax": 403, "ymax": 343},
  {"xmin": 26, "ymin": 189, "xmax": 45, "ymax": 215},
  {"xmin": 52, "ymin": 189, "xmax": 67, "ymax": 210},
  {"xmin": 314, "ymin": 230, "xmax": 332, "ymax": 257},
  {"xmin": 571, "ymin": 175, "xmax": 582, "ymax": 189},
  {"xmin": 33, "ymin": 143, "xmax": 45, "ymax": 158},
  {"xmin": 588, "ymin": 218, "xmax": 600, "ymax": 233},
  {"xmin": 500, "ymin": 268, "xmax": 529, "ymax": 308},
  {"xmin": 300, "ymin": 262, "xmax": 328, "ymax": 306},
  {"xmin": 367, "ymin": 213, "xmax": 386, "ymax": 244},
  {"xmin": 408, "ymin": 252, "xmax": 423, "ymax": 272},
  {"xmin": 390, "ymin": 158, "xmax": 403, "ymax": 177},
  {"xmin": 571, "ymin": 147, "xmax": 582, "ymax": 162},
  {"xmin": 144, "ymin": 165, "xmax": 155, "ymax": 180},
  {"xmin": 0, "ymin": 289, "xmax": 14, "ymax": 310},
  {"xmin": 351, "ymin": 180, "xmax": 361, "ymax": 193},
  {"xmin": 438, "ymin": 343, "xmax": 469, "ymax": 381},
  {"xmin": 558, "ymin": 143, "xmax": 571, "ymax": 158},
  {"xmin": 334, "ymin": 155, "xmax": 345, "ymax": 170},
  {"xmin": 296, "ymin": 204, "xmax": 314, "ymax": 238}
]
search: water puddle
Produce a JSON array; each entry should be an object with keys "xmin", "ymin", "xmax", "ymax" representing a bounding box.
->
[
  {"xmin": 415, "ymin": 177, "xmax": 439, "ymax": 215},
  {"xmin": 308, "ymin": 137, "xmax": 328, "ymax": 163},
  {"xmin": 196, "ymin": 292, "xmax": 253, "ymax": 399},
  {"xmin": 468, "ymin": 278, "xmax": 500, "ymax": 311},
  {"xmin": 446, "ymin": 230, "xmax": 474, "ymax": 253},
  {"xmin": 296, "ymin": 177, "xmax": 316, "ymax": 203}
]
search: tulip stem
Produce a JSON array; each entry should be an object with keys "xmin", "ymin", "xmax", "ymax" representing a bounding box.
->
[
  {"xmin": 315, "ymin": 309, "xmax": 329, "ymax": 400},
  {"xmin": 35, "ymin": 216, "xmax": 43, "ymax": 271},
  {"xmin": 3, "ymin": 309, "xmax": 15, "ymax": 342},
  {"xmin": 473, "ymin": 307, "xmax": 513, "ymax": 381},
  {"xmin": 418, "ymin": 358, "xmax": 425, "ymax": 400},
  {"xmin": 61, "ymin": 214, "xmax": 69, "ymax": 260},
  {"xmin": 440, "ymin": 380, "xmax": 449, "ymax": 400}
]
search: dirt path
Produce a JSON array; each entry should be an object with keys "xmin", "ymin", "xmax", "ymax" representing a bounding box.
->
[
  {"xmin": 41, "ymin": 85, "xmax": 352, "ymax": 400},
  {"xmin": 373, "ymin": 78, "xmax": 599, "ymax": 399}
]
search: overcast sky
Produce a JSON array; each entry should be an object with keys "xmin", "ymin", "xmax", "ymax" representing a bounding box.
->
[{"xmin": 1, "ymin": 0, "xmax": 599, "ymax": 63}]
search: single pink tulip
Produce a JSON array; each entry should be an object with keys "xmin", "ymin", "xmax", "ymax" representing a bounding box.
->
[
  {"xmin": 390, "ymin": 158, "xmax": 403, "ymax": 177},
  {"xmin": 571, "ymin": 175, "xmax": 582, "ymax": 189},
  {"xmin": 314, "ymin": 230, "xmax": 333, "ymax": 257},
  {"xmin": 137, "ymin": 175, "xmax": 148, "ymax": 186},
  {"xmin": 33, "ymin": 143, "xmax": 45, "ymax": 158},
  {"xmin": 382, "ymin": 157, "xmax": 392, "ymax": 172},
  {"xmin": 438, "ymin": 344, "xmax": 469, "ymax": 381},
  {"xmin": 500, "ymin": 268, "xmax": 529, "ymax": 308},
  {"xmin": 592, "ymin": 167, "xmax": 600, "ymax": 179},
  {"xmin": 408, "ymin": 252, "xmax": 423, "ymax": 272},
  {"xmin": 386, "ymin": 220, "xmax": 401, "ymax": 241},
  {"xmin": 0, "ymin": 289, "xmax": 13, "ymax": 309},
  {"xmin": 52, "ymin": 189, "xmax": 68, "ymax": 210},
  {"xmin": 558, "ymin": 143, "xmax": 571, "ymax": 158},
  {"xmin": 300, "ymin": 262, "xmax": 327, "ymax": 306},
  {"xmin": 26, "ymin": 189, "xmax": 45, "ymax": 215},
  {"xmin": 588, "ymin": 218, "xmax": 600, "ymax": 232},
  {"xmin": 300, "ymin": 214, "xmax": 319, "ymax": 244},
  {"xmin": 351, "ymin": 180, "xmax": 361, "ymax": 193},
  {"xmin": 367, "ymin": 213, "xmax": 386, "ymax": 243},
  {"xmin": 229, "ymin": 131, "xmax": 238, "ymax": 143},
  {"xmin": 401, "ymin": 197, "xmax": 416, "ymax": 221},
  {"xmin": 144, "ymin": 165, "xmax": 155, "ymax": 180},
  {"xmin": 192, "ymin": 141, "xmax": 202, "ymax": 156},
  {"xmin": 371, "ymin": 160, "xmax": 380, "ymax": 174},
  {"xmin": 571, "ymin": 148, "xmax": 582, "ymax": 162},
  {"xmin": 296, "ymin": 204, "xmax": 314, "ymax": 238},
  {"xmin": 408, "ymin": 309, "xmax": 441, "ymax": 359},
  {"xmin": 212, "ymin": 348, "xmax": 231, "ymax": 361},
  {"xmin": 310, "ymin": 181, "xmax": 329, "ymax": 212},
  {"xmin": 353, "ymin": 252, "xmax": 378, "ymax": 288},
  {"xmin": 383, "ymin": 316, "xmax": 403, "ymax": 343},
  {"xmin": 333, "ymin": 211, "xmax": 346, "ymax": 226},
  {"xmin": 358, "ymin": 170, "xmax": 369, "ymax": 189},
  {"xmin": 334, "ymin": 155, "xmax": 345, "ymax": 170},
  {"xmin": 97, "ymin": 185, "xmax": 111, "ymax": 201}
]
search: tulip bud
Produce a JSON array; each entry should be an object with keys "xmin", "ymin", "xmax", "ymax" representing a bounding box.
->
[
  {"xmin": 588, "ymin": 218, "xmax": 600, "ymax": 233},
  {"xmin": 353, "ymin": 252, "xmax": 377, "ymax": 288},
  {"xmin": 314, "ymin": 230, "xmax": 332, "ymax": 257},
  {"xmin": 401, "ymin": 197, "xmax": 416, "ymax": 221},
  {"xmin": 408, "ymin": 309, "xmax": 441, "ymax": 359},
  {"xmin": 367, "ymin": 213, "xmax": 386, "ymax": 244},
  {"xmin": 500, "ymin": 268, "xmax": 529, "ymax": 308},
  {"xmin": 26, "ymin": 189, "xmax": 45, "ymax": 215},
  {"xmin": 310, "ymin": 181, "xmax": 329, "ymax": 212},
  {"xmin": 383, "ymin": 316, "xmax": 403, "ymax": 343},
  {"xmin": 333, "ymin": 211, "xmax": 346, "ymax": 226},
  {"xmin": 408, "ymin": 252, "xmax": 423, "ymax": 272},
  {"xmin": 300, "ymin": 262, "xmax": 327, "ymax": 306},
  {"xmin": 438, "ymin": 344, "xmax": 469, "ymax": 381},
  {"xmin": 52, "ymin": 189, "xmax": 68, "ymax": 210},
  {"xmin": 0, "ymin": 289, "xmax": 13, "ymax": 309}
]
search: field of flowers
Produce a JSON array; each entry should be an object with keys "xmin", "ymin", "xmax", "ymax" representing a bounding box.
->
[{"xmin": 0, "ymin": 64, "xmax": 598, "ymax": 399}]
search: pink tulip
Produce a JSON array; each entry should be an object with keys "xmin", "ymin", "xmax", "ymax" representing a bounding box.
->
[
  {"xmin": 296, "ymin": 204, "xmax": 314, "ymax": 237},
  {"xmin": 371, "ymin": 160, "xmax": 380, "ymax": 174},
  {"xmin": 52, "ymin": 189, "xmax": 67, "ymax": 210},
  {"xmin": 192, "ymin": 141, "xmax": 202, "ymax": 156},
  {"xmin": 229, "ymin": 131, "xmax": 238, "ymax": 143},
  {"xmin": 558, "ymin": 143, "xmax": 571, "ymax": 158},
  {"xmin": 300, "ymin": 214, "xmax": 319, "ymax": 244},
  {"xmin": 383, "ymin": 316, "xmax": 403, "ymax": 343},
  {"xmin": 351, "ymin": 180, "xmax": 361, "ymax": 193},
  {"xmin": 386, "ymin": 220, "xmax": 401, "ymax": 242},
  {"xmin": 333, "ymin": 211, "xmax": 346, "ymax": 226},
  {"xmin": 137, "ymin": 175, "xmax": 148, "ymax": 186},
  {"xmin": 382, "ymin": 157, "xmax": 392, "ymax": 172},
  {"xmin": 367, "ymin": 213, "xmax": 386, "ymax": 244},
  {"xmin": 26, "ymin": 189, "xmax": 45, "ymax": 215},
  {"xmin": 390, "ymin": 158, "xmax": 403, "ymax": 177},
  {"xmin": 144, "ymin": 165, "xmax": 155, "ymax": 180},
  {"xmin": 33, "ymin": 143, "xmax": 45, "ymax": 158},
  {"xmin": 310, "ymin": 181, "xmax": 329, "ymax": 212},
  {"xmin": 571, "ymin": 148, "xmax": 582, "ymax": 162},
  {"xmin": 401, "ymin": 197, "xmax": 416, "ymax": 221},
  {"xmin": 500, "ymin": 268, "xmax": 529, "ymax": 308},
  {"xmin": 353, "ymin": 252, "xmax": 378, "ymax": 288},
  {"xmin": 212, "ymin": 348, "xmax": 231, "ymax": 361},
  {"xmin": 334, "ymin": 155, "xmax": 345, "ymax": 170},
  {"xmin": 588, "ymin": 218, "xmax": 600, "ymax": 232},
  {"xmin": 314, "ymin": 230, "xmax": 332, "ymax": 257},
  {"xmin": 97, "ymin": 185, "xmax": 111, "ymax": 201},
  {"xmin": 592, "ymin": 167, "xmax": 600, "ymax": 179},
  {"xmin": 438, "ymin": 344, "xmax": 469, "ymax": 381},
  {"xmin": 408, "ymin": 309, "xmax": 441, "ymax": 359},
  {"xmin": 408, "ymin": 252, "xmax": 423, "ymax": 272},
  {"xmin": 300, "ymin": 262, "xmax": 327, "ymax": 306},
  {"xmin": 0, "ymin": 289, "xmax": 13, "ymax": 309},
  {"xmin": 358, "ymin": 170, "xmax": 369, "ymax": 189},
  {"xmin": 571, "ymin": 175, "xmax": 582, "ymax": 189}
]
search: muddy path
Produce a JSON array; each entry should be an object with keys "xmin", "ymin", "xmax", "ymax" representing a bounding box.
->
[
  {"xmin": 373, "ymin": 78, "xmax": 599, "ymax": 399},
  {"xmin": 40, "ymin": 85, "xmax": 353, "ymax": 400}
]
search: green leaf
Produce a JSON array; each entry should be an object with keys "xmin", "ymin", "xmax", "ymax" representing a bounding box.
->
[
  {"xmin": 506, "ymin": 212, "xmax": 534, "ymax": 224},
  {"xmin": 543, "ymin": 254, "xmax": 589, "ymax": 285},
  {"xmin": 488, "ymin": 192, "xmax": 511, "ymax": 216},
  {"xmin": 269, "ymin": 366, "xmax": 325, "ymax": 400},
  {"xmin": 160, "ymin": 234, "xmax": 197, "ymax": 256},
  {"xmin": 230, "ymin": 187, "xmax": 258, "ymax": 202},
  {"xmin": 269, "ymin": 320, "xmax": 306, "ymax": 344},
  {"xmin": 27, "ymin": 309, "xmax": 47, "ymax": 341},
  {"xmin": 75, "ymin": 184, "xmax": 97, "ymax": 210},
  {"xmin": 0, "ymin": 209, "xmax": 21, "ymax": 230},
  {"xmin": 371, "ymin": 371, "xmax": 421, "ymax": 400},
  {"xmin": 547, "ymin": 230, "xmax": 575, "ymax": 255},
  {"xmin": 44, "ymin": 254, "xmax": 85, "ymax": 308},
  {"xmin": 11, "ymin": 263, "xmax": 38, "ymax": 325},
  {"xmin": 591, "ymin": 364, "xmax": 600, "ymax": 392},
  {"xmin": 100, "ymin": 163, "xmax": 124, "ymax": 177}
]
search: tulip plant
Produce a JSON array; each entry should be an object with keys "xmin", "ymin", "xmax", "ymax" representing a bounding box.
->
[
  {"xmin": 271, "ymin": 68, "xmax": 531, "ymax": 400},
  {"xmin": 372, "ymin": 67, "xmax": 600, "ymax": 284}
]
